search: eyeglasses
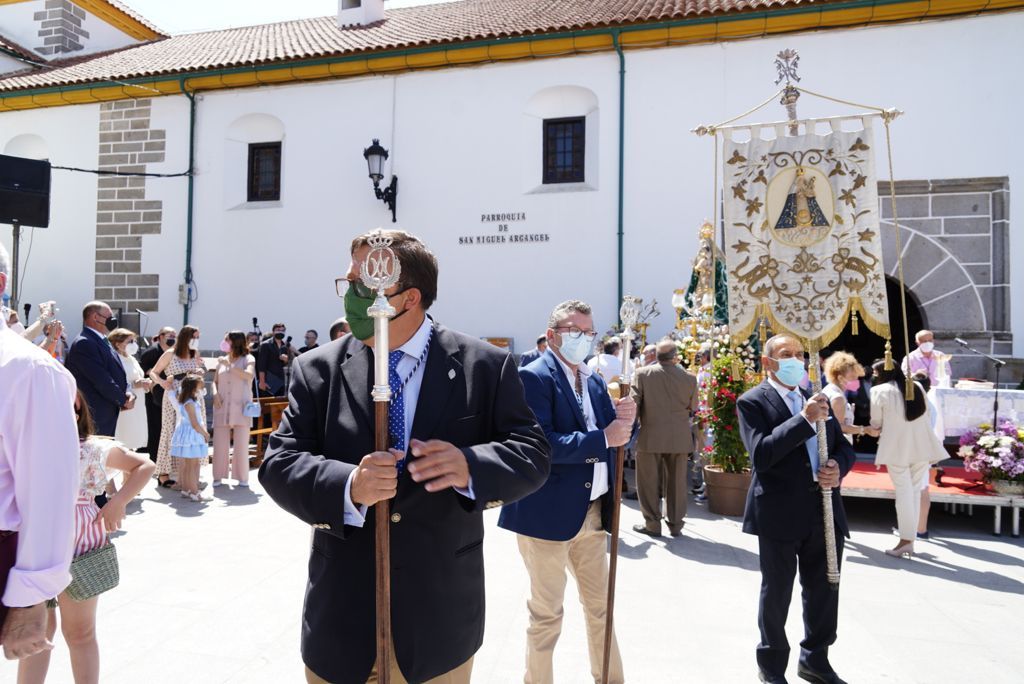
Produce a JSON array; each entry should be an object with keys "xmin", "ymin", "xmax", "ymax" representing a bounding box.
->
[
  {"xmin": 335, "ymin": 278, "xmax": 375, "ymax": 299},
  {"xmin": 554, "ymin": 326, "xmax": 598, "ymax": 341}
]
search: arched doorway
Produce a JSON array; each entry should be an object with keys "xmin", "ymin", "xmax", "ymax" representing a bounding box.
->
[
  {"xmin": 826, "ymin": 276, "xmax": 926, "ymax": 369},
  {"xmin": 824, "ymin": 277, "xmax": 925, "ymax": 453}
]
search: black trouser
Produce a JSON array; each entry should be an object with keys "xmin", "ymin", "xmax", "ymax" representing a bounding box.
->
[
  {"xmin": 756, "ymin": 519, "xmax": 844, "ymax": 678},
  {"xmin": 144, "ymin": 393, "xmax": 162, "ymax": 461}
]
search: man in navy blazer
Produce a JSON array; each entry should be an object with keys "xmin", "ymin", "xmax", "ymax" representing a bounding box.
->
[
  {"xmin": 64, "ymin": 301, "xmax": 131, "ymax": 436},
  {"xmin": 499, "ymin": 299, "xmax": 634, "ymax": 684},
  {"xmin": 737, "ymin": 334, "xmax": 855, "ymax": 684}
]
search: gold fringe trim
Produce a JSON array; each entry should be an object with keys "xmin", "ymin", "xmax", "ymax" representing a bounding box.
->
[{"xmin": 728, "ymin": 297, "xmax": 891, "ymax": 352}]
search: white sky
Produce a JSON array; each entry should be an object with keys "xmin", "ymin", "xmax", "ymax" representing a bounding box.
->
[{"xmin": 121, "ymin": 0, "xmax": 453, "ymax": 34}]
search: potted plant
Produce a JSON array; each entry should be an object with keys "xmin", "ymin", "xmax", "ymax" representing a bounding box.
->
[
  {"xmin": 958, "ymin": 421, "xmax": 1024, "ymax": 496},
  {"xmin": 699, "ymin": 336, "xmax": 759, "ymax": 516}
]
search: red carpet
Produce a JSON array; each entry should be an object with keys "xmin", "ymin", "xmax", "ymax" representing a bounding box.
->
[{"xmin": 844, "ymin": 462, "xmax": 995, "ymax": 498}]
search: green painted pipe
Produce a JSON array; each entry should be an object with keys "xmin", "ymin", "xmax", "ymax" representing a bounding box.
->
[
  {"xmin": 614, "ymin": 31, "xmax": 625, "ymax": 323},
  {"xmin": 180, "ymin": 77, "xmax": 196, "ymax": 325}
]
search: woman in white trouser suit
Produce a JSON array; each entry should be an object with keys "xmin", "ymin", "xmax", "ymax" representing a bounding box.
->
[{"xmin": 870, "ymin": 360, "xmax": 947, "ymax": 558}]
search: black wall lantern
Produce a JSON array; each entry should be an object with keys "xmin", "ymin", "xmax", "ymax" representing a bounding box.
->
[{"xmin": 363, "ymin": 138, "xmax": 398, "ymax": 223}]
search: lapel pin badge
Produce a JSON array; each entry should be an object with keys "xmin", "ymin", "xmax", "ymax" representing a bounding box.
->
[{"xmin": 448, "ymin": 369, "xmax": 456, "ymax": 380}]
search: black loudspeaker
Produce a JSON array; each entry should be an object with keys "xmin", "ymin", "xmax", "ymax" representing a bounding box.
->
[{"xmin": 0, "ymin": 153, "xmax": 51, "ymax": 228}]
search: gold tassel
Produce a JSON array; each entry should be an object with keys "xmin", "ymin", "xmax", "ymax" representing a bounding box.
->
[
  {"xmin": 851, "ymin": 309, "xmax": 859, "ymax": 336},
  {"xmin": 884, "ymin": 340, "xmax": 893, "ymax": 371}
]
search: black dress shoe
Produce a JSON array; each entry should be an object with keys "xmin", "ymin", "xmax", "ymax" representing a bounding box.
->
[
  {"xmin": 631, "ymin": 523, "xmax": 662, "ymax": 538},
  {"xmin": 758, "ymin": 670, "xmax": 788, "ymax": 683},
  {"xmin": 797, "ymin": 662, "xmax": 846, "ymax": 684}
]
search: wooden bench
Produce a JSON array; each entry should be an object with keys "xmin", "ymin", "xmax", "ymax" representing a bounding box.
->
[{"xmin": 250, "ymin": 396, "xmax": 288, "ymax": 468}]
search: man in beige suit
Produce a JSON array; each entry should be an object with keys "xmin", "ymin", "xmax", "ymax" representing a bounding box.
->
[{"xmin": 630, "ymin": 339, "xmax": 699, "ymax": 537}]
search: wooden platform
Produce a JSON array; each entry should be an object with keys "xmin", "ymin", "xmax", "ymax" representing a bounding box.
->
[{"xmin": 841, "ymin": 462, "xmax": 1022, "ymax": 536}]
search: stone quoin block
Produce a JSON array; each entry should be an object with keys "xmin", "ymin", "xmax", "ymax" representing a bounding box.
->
[
  {"xmin": 113, "ymin": 288, "xmax": 138, "ymax": 300},
  {"xmin": 935, "ymin": 235, "xmax": 992, "ymax": 265},
  {"xmin": 129, "ymin": 301, "xmax": 159, "ymax": 312},
  {"xmin": 96, "ymin": 212, "xmax": 112, "ymax": 223},
  {"xmin": 96, "ymin": 225, "xmax": 130, "ymax": 236},
  {"xmin": 136, "ymin": 152, "xmax": 164, "ymax": 164},
  {"xmin": 114, "ymin": 101, "xmax": 135, "ymax": 110},
  {"xmin": 94, "ymin": 288, "xmax": 114, "ymax": 300},
  {"xmin": 122, "ymin": 249, "xmax": 142, "ymax": 261},
  {"xmin": 112, "ymin": 262, "xmax": 142, "ymax": 274},
  {"xmin": 144, "ymin": 141, "xmax": 166, "ymax": 152},
  {"xmin": 111, "ymin": 142, "xmax": 144, "ymax": 153},
  {"xmin": 134, "ymin": 200, "xmax": 161, "ymax": 211},
  {"xmin": 992, "ymin": 223, "xmax": 1009, "ymax": 285},
  {"xmin": 97, "ymin": 176, "xmax": 127, "ymax": 188},
  {"xmin": 142, "ymin": 211, "xmax": 162, "ymax": 222},
  {"xmin": 879, "ymin": 195, "xmax": 930, "ymax": 219},
  {"xmin": 129, "ymin": 223, "xmax": 160, "ymax": 235},
  {"xmin": 113, "ymin": 211, "xmax": 141, "ymax": 223},
  {"xmin": 112, "ymin": 120, "xmax": 131, "ymax": 131},
  {"xmin": 129, "ymin": 119, "xmax": 148, "ymax": 130},
  {"xmin": 95, "ymin": 275, "xmax": 124, "ymax": 288},
  {"xmin": 97, "ymin": 200, "xmax": 134, "ymax": 211},
  {"xmin": 943, "ymin": 217, "xmax": 990, "ymax": 235},
  {"xmin": 95, "ymin": 249, "xmax": 124, "ymax": 261},
  {"xmin": 95, "ymin": 262, "xmax": 112, "ymax": 273},
  {"xmin": 95, "ymin": 237, "xmax": 115, "ymax": 249},
  {"xmin": 932, "ymin": 193, "xmax": 990, "ymax": 217},
  {"xmin": 115, "ymin": 188, "xmax": 145, "ymax": 200},
  {"xmin": 116, "ymin": 236, "xmax": 143, "ymax": 249},
  {"xmin": 149, "ymin": 130, "xmax": 166, "ymax": 140},
  {"xmin": 124, "ymin": 131, "xmax": 149, "ymax": 141},
  {"xmin": 136, "ymin": 287, "xmax": 159, "ymax": 300},
  {"xmin": 126, "ymin": 274, "xmax": 159, "ymax": 286},
  {"xmin": 97, "ymin": 190, "xmax": 116, "ymax": 200},
  {"xmin": 963, "ymin": 265, "xmax": 991, "ymax": 286}
]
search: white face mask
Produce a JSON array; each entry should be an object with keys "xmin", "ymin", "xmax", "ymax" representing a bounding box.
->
[
  {"xmin": 125, "ymin": 341, "xmax": 139, "ymax": 356},
  {"xmin": 189, "ymin": 339, "xmax": 199, "ymax": 351},
  {"xmin": 919, "ymin": 341, "xmax": 934, "ymax": 353}
]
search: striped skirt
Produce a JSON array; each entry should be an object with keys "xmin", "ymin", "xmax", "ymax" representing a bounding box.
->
[{"xmin": 74, "ymin": 495, "xmax": 106, "ymax": 557}]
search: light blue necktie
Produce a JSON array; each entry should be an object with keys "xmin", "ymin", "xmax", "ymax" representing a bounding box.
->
[
  {"xmin": 388, "ymin": 350, "xmax": 407, "ymax": 473},
  {"xmin": 787, "ymin": 390, "xmax": 820, "ymax": 477}
]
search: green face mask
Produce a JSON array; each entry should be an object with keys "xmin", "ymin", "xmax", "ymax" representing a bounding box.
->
[
  {"xmin": 343, "ymin": 287, "xmax": 378, "ymax": 341},
  {"xmin": 343, "ymin": 286, "xmax": 410, "ymax": 341}
]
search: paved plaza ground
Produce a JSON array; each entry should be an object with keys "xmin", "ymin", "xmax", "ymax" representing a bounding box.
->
[{"xmin": 19, "ymin": 464, "xmax": 1024, "ymax": 684}]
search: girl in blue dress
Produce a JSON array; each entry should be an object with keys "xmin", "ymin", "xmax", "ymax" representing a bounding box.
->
[{"xmin": 171, "ymin": 374, "xmax": 211, "ymax": 502}]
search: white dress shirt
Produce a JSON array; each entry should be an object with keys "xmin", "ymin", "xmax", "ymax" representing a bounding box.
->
[
  {"xmin": 0, "ymin": 316, "xmax": 80, "ymax": 607},
  {"xmin": 342, "ymin": 316, "xmax": 472, "ymax": 526},
  {"xmin": 556, "ymin": 355, "xmax": 609, "ymax": 500}
]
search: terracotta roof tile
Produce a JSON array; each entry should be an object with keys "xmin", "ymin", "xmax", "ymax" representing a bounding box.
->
[{"xmin": 0, "ymin": 0, "xmax": 835, "ymax": 92}]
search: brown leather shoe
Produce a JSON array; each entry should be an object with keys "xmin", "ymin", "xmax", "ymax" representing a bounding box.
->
[{"xmin": 632, "ymin": 523, "xmax": 662, "ymax": 538}]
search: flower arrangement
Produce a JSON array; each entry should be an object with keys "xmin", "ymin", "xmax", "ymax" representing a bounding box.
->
[
  {"xmin": 958, "ymin": 421, "xmax": 1024, "ymax": 483},
  {"xmin": 698, "ymin": 335, "xmax": 759, "ymax": 474}
]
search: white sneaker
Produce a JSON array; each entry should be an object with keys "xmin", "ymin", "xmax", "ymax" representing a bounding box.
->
[
  {"xmin": 212, "ymin": 480, "xmax": 223, "ymax": 488},
  {"xmin": 180, "ymin": 490, "xmax": 190, "ymax": 498}
]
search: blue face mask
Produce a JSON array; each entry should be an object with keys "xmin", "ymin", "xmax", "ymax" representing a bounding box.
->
[
  {"xmin": 771, "ymin": 357, "xmax": 805, "ymax": 387},
  {"xmin": 557, "ymin": 334, "xmax": 593, "ymax": 366}
]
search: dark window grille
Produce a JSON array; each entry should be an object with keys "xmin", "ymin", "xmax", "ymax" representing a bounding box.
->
[
  {"xmin": 248, "ymin": 142, "xmax": 281, "ymax": 201},
  {"xmin": 542, "ymin": 117, "xmax": 585, "ymax": 184}
]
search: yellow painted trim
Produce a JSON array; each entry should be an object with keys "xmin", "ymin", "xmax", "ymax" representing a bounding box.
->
[
  {"xmin": 2, "ymin": 1, "xmax": 1023, "ymax": 112},
  {"xmin": 0, "ymin": 0, "xmax": 33, "ymax": 5},
  {"xmin": 71, "ymin": 0, "xmax": 164, "ymax": 40}
]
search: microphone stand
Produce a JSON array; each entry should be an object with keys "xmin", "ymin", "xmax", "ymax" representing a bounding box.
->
[{"xmin": 955, "ymin": 339, "xmax": 1007, "ymax": 431}]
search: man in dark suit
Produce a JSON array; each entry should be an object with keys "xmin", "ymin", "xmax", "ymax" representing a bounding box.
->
[
  {"xmin": 259, "ymin": 230, "xmax": 550, "ymax": 684},
  {"xmin": 499, "ymin": 299, "xmax": 634, "ymax": 684},
  {"xmin": 518, "ymin": 334, "xmax": 547, "ymax": 367},
  {"xmin": 737, "ymin": 334, "xmax": 855, "ymax": 684},
  {"xmin": 64, "ymin": 300, "xmax": 131, "ymax": 436},
  {"xmin": 139, "ymin": 326, "xmax": 175, "ymax": 458}
]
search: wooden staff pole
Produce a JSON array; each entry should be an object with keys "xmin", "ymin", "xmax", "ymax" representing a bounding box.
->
[
  {"xmin": 808, "ymin": 347, "xmax": 840, "ymax": 588},
  {"xmin": 602, "ymin": 297, "xmax": 640, "ymax": 684},
  {"xmin": 362, "ymin": 230, "xmax": 401, "ymax": 684}
]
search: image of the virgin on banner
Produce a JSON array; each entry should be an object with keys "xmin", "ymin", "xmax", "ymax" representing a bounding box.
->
[{"xmin": 721, "ymin": 120, "xmax": 891, "ymax": 347}]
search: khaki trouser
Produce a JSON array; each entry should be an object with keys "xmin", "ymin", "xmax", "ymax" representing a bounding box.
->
[
  {"xmin": 305, "ymin": 654, "xmax": 473, "ymax": 684},
  {"xmin": 516, "ymin": 501, "xmax": 625, "ymax": 684},
  {"xmin": 635, "ymin": 451, "xmax": 687, "ymax": 533}
]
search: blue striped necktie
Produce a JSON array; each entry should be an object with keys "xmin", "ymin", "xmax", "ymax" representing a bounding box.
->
[{"xmin": 388, "ymin": 350, "xmax": 406, "ymax": 472}]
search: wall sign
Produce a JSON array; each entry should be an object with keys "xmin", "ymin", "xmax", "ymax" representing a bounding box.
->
[{"xmin": 458, "ymin": 211, "xmax": 550, "ymax": 245}]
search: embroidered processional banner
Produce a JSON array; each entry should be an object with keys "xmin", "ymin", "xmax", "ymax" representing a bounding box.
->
[{"xmin": 721, "ymin": 122, "xmax": 891, "ymax": 347}]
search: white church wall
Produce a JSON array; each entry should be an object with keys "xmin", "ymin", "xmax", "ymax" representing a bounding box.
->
[{"xmin": 1, "ymin": 11, "xmax": 1021, "ymax": 357}]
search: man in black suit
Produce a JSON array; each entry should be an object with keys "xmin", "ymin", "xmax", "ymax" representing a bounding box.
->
[
  {"xmin": 256, "ymin": 323, "xmax": 294, "ymax": 395},
  {"xmin": 518, "ymin": 334, "xmax": 547, "ymax": 367},
  {"xmin": 737, "ymin": 334, "xmax": 855, "ymax": 684},
  {"xmin": 139, "ymin": 326, "xmax": 175, "ymax": 458},
  {"xmin": 64, "ymin": 300, "xmax": 132, "ymax": 436},
  {"xmin": 259, "ymin": 230, "xmax": 550, "ymax": 684}
]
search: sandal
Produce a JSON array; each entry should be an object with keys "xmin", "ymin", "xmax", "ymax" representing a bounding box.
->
[{"xmin": 158, "ymin": 477, "xmax": 176, "ymax": 488}]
